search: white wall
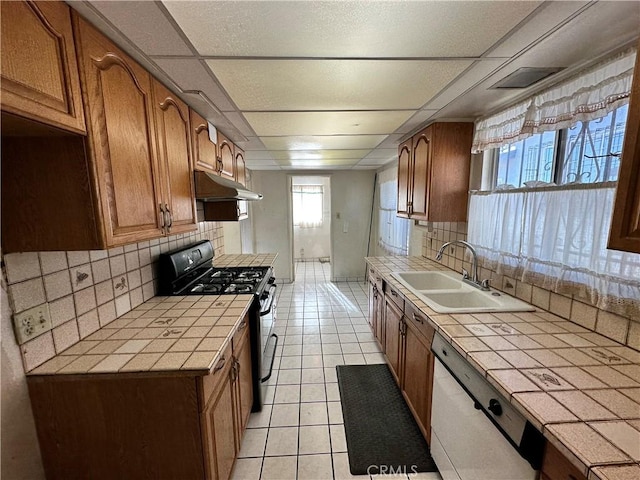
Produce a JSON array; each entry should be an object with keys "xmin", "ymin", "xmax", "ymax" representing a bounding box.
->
[
  {"xmin": 1, "ymin": 282, "xmax": 46, "ymax": 479},
  {"xmin": 250, "ymin": 171, "xmax": 294, "ymax": 282},
  {"xmin": 330, "ymin": 171, "xmax": 376, "ymax": 281},
  {"xmin": 251, "ymin": 170, "xmax": 376, "ymax": 282},
  {"xmin": 292, "ymin": 176, "xmax": 331, "ymax": 261}
]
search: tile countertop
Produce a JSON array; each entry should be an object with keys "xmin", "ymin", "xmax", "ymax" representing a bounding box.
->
[
  {"xmin": 28, "ymin": 253, "xmax": 279, "ymax": 377},
  {"xmin": 365, "ymin": 256, "xmax": 640, "ymax": 480}
]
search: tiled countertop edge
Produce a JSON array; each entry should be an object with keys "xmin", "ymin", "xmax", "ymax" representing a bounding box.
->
[{"xmin": 365, "ymin": 257, "xmax": 640, "ymax": 478}]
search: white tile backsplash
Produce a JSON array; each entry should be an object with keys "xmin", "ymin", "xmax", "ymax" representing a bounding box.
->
[
  {"xmin": 3, "ymin": 221, "xmax": 224, "ymax": 372},
  {"xmin": 420, "ymin": 222, "xmax": 640, "ymax": 351},
  {"xmin": 4, "ymin": 252, "xmax": 41, "ymax": 284}
]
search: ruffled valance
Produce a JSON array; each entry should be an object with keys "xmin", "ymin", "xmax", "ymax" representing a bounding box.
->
[{"xmin": 472, "ymin": 47, "xmax": 636, "ymax": 153}]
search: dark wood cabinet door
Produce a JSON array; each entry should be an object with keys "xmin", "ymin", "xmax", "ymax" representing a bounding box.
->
[
  {"xmin": 75, "ymin": 15, "xmax": 164, "ymax": 247},
  {"xmin": 609, "ymin": 39, "xmax": 640, "ymax": 254},
  {"xmin": 368, "ymin": 280, "xmax": 376, "ymax": 330},
  {"xmin": 397, "ymin": 140, "xmax": 412, "ymax": 218},
  {"xmin": 218, "ymin": 132, "xmax": 235, "ymax": 180},
  {"xmin": 411, "ymin": 127, "xmax": 432, "ymax": 219},
  {"xmin": 191, "ymin": 109, "xmax": 218, "ymax": 173},
  {"xmin": 384, "ymin": 299, "xmax": 403, "ymax": 384},
  {"xmin": 152, "ymin": 80, "xmax": 197, "ymax": 235},
  {"xmin": 235, "ymin": 147, "xmax": 247, "ymax": 186},
  {"xmin": 374, "ymin": 288, "xmax": 384, "ymax": 348},
  {"xmin": 1, "ymin": 1, "xmax": 85, "ymax": 133},
  {"xmin": 402, "ymin": 320, "xmax": 434, "ymax": 442}
]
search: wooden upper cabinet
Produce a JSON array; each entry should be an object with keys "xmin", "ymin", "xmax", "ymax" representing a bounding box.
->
[
  {"xmin": 397, "ymin": 140, "xmax": 412, "ymax": 218},
  {"xmin": 235, "ymin": 147, "xmax": 246, "ymax": 186},
  {"xmin": 397, "ymin": 122, "xmax": 473, "ymax": 222},
  {"xmin": 217, "ymin": 132, "xmax": 235, "ymax": 181},
  {"xmin": 609, "ymin": 40, "xmax": 640, "ymax": 254},
  {"xmin": 152, "ymin": 81, "xmax": 197, "ymax": 235},
  {"xmin": 190, "ymin": 109, "xmax": 218, "ymax": 173},
  {"xmin": 0, "ymin": 1, "xmax": 85, "ymax": 133},
  {"xmin": 74, "ymin": 15, "xmax": 164, "ymax": 246}
]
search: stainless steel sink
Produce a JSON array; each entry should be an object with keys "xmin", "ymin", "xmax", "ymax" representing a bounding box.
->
[{"xmin": 390, "ymin": 271, "xmax": 535, "ymax": 314}]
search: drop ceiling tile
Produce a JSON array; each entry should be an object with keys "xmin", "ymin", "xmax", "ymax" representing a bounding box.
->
[
  {"xmin": 376, "ymin": 134, "xmax": 405, "ymax": 149},
  {"xmin": 244, "ymin": 111, "xmax": 414, "ymax": 137},
  {"xmin": 261, "ymin": 135, "xmax": 387, "ymax": 151},
  {"xmin": 487, "ymin": 1, "xmax": 590, "ymax": 58},
  {"xmin": 89, "ymin": 1, "xmax": 193, "ymax": 56},
  {"xmin": 244, "ymin": 151, "xmax": 276, "ymax": 161},
  {"xmin": 270, "ymin": 150, "xmax": 372, "ymax": 161},
  {"xmin": 206, "ymin": 59, "xmax": 472, "ymax": 110},
  {"xmin": 153, "ymin": 58, "xmax": 236, "ymax": 112},
  {"xmin": 164, "ymin": 1, "xmax": 541, "ymax": 57},
  {"xmin": 363, "ymin": 149, "xmax": 398, "ymax": 159},
  {"xmin": 282, "ymin": 159, "xmax": 359, "ymax": 168}
]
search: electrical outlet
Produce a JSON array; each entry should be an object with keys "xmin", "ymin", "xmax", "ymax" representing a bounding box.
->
[{"xmin": 13, "ymin": 304, "xmax": 52, "ymax": 345}]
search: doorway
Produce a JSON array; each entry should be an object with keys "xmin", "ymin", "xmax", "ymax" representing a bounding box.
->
[{"xmin": 290, "ymin": 176, "xmax": 332, "ymax": 281}]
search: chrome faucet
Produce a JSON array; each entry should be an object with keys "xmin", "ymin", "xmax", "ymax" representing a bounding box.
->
[{"xmin": 435, "ymin": 240, "xmax": 490, "ymax": 291}]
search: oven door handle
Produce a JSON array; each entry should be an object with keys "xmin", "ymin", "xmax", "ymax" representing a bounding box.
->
[{"xmin": 260, "ymin": 285, "xmax": 277, "ymax": 316}]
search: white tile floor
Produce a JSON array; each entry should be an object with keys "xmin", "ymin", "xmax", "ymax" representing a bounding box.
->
[{"xmin": 232, "ymin": 261, "xmax": 442, "ymax": 480}]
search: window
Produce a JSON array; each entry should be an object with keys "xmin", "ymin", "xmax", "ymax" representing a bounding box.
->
[
  {"xmin": 378, "ymin": 179, "xmax": 409, "ymax": 255},
  {"xmin": 472, "ymin": 104, "xmax": 638, "ymax": 318},
  {"xmin": 558, "ymin": 103, "xmax": 628, "ymax": 184},
  {"xmin": 292, "ymin": 185, "xmax": 323, "ymax": 228},
  {"xmin": 493, "ymin": 104, "xmax": 629, "ymax": 188}
]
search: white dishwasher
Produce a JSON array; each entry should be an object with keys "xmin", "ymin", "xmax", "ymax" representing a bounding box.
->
[{"xmin": 430, "ymin": 333, "xmax": 545, "ymax": 480}]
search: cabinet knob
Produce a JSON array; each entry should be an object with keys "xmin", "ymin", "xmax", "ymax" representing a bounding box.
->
[{"xmin": 213, "ymin": 355, "xmax": 226, "ymax": 372}]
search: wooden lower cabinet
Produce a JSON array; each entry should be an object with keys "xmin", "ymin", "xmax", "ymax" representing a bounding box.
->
[
  {"xmin": 402, "ymin": 318, "xmax": 435, "ymax": 441},
  {"xmin": 540, "ymin": 442, "xmax": 587, "ymax": 480},
  {"xmin": 368, "ymin": 276, "xmax": 384, "ymax": 347},
  {"xmin": 29, "ymin": 319, "xmax": 252, "ymax": 480},
  {"xmin": 366, "ymin": 276, "xmax": 436, "ymax": 444},
  {"xmin": 384, "ymin": 297, "xmax": 403, "ymax": 383}
]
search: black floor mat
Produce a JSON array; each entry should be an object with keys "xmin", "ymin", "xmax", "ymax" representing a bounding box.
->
[{"xmin": 336, "ymin": 364, "xmax": 438, "ymax": 476}]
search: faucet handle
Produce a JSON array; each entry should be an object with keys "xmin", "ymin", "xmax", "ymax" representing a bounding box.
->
[{"xmin": 462, "ymin": 268, "xmax": 470, "ymax": 280}]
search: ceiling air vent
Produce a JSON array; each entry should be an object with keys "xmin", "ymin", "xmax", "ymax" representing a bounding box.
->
[{"xmin": 490, "ymin": 67, "xmax": 564, "ymax": 89}]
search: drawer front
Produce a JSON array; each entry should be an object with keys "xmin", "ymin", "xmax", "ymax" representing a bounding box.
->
[
  {"xmin": 384, "ymin": 283, "xmax": 404, "ymax": 311},
  {"xmin": 200, "ymin": 342, "xmax": 232, "ymax": 410},
  {"xmin": 368, "ymin": 267, "xmax": 383, "ymax": 291},
  {"xmin": 404, "ymin": 302, "xmax": 436, "ymax": 345}
]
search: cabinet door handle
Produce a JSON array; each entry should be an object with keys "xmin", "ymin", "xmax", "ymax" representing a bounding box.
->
[
  {"xmin": 238, "ymin": 319, "xmax": 247, "ymax": 331},
  {"xmin": 165, "ymin": 204, "xmax": 172, "ymax": 232},
  {"xmin": 159, "ymin": 203, "xmax": 166, "ymax": 229},
  {"xmin": 213, "ymin": 355, "xmax": 226, "ymax": 372},
  {"xmin": 390, "ymin": 289, "xmax": 398, "ymax": 297},
  {"xmin": 230, "ymin": 358, "xmax": 239, "ymax": 381},
  {"xmin": 412, "ymin": 312, "xmax": 423, "ymax": 324}
]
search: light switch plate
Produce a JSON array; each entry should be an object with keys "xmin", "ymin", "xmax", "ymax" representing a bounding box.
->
[{"xmin": 13, "ymin": 304, "xmax": 52, "ymax": 345}]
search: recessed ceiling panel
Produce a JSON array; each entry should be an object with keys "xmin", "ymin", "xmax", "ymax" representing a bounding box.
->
[
  {"xmin": 164, "ymin": 1, "xmax": 541, "ymax": 58},
  {"xmin": 261, "ymin": 135, "xmax": 387, "ymax": 151},
  {"xmin": 244, "ymin": 111, "xmax": 414, "ymax": 136},
  {"xmin": 206, "ymin": 59, "xmax": 472, "ymax": 110}
]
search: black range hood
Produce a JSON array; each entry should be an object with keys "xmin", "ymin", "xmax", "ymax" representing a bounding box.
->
[{"xmin": 194, "ymin": 171, "xmax": 263, "ymax": 202}]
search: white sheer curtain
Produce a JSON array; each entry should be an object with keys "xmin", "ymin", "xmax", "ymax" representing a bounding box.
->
[
  {"xmin": 292, "ymin": 185, "xmax": 323, "ymax": 228},
  {"xmin": 472, "ymin": 48, "xmax": 636, "ymax": 153},
  {"xmin": 378, "ymin": 179, "xmax": 409, "ymax": 256},
  {"xmin": 468, "ymin": 186, "xmax": 640, "ymax": 318}
]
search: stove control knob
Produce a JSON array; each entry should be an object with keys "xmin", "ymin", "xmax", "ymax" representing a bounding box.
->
[{"xmin": 488, "ymin": 398, "xmax": 502, "ymax": 416}]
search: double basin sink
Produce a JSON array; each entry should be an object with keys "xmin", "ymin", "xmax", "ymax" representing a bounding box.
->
[{"xmin": 390, "ymin": 270, "xmax": 535, "ymax": 314}]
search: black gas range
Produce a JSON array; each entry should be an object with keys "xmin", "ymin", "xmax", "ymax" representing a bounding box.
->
[{"xmin": 158, "ymin": 240, "xmax": 277, "ymax": 411}]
